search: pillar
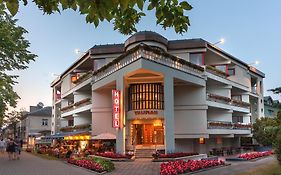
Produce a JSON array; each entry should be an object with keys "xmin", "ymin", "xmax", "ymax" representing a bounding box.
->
[
  {"xmin": 164, "ymin": 75, "xmax": 175, "ymax": 153},
  {"xmin": 116, "ymin": 75, "xmax": 126, "ymax": 154}
]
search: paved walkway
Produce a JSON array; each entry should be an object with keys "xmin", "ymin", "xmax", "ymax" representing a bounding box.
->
[
  {"xmin": 0, "ymin": 152, "xmax": 94, "ymax": 175},
  {"xmin": 0, "ymin": 152, "xmax": 277, "ymax": 175}
]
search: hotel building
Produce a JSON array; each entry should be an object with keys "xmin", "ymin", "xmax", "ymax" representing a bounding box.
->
[{"xmin": 51, "ymin": 31, "xmax": 265, "ymax": 155}]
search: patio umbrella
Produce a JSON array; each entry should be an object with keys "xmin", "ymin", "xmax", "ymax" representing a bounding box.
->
[{"xmin": 92, "ymin": 133, "xmax": 116, "ymax": 140}]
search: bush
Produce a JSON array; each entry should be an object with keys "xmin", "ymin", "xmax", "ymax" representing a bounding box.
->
[
  {"xmin": 274, "ymin": 129, "xmax": 281, "ymax": 165},
  {"xmin": 86, "ymin": 157, "xmax": 115, "ymax": 172}
]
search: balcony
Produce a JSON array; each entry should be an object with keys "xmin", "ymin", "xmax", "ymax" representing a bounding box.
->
[
  {"xmin": 61, "ymin": 98, "xmax": 91, "ymax": 114},
  {"xmin": 208, "ymin": 121, "xmax": 252, "ymax": 130},
  {"xmin": 72, "ymin": 71, "xmax": 92, "ymax": 85},
  {"xmin": 207, "ymin": 93, "xmax": 250, "ymax": 110},
  {"xmin": 60, "ymin": 124, "xmax": 91, "ymax": 132},
  {"xmin": 93, "ymin": 44, "xmax": 205, "ymax": 82},
  {"xmin": 205, "ymin": 65, "xmax": 228, "ymax": 79}
]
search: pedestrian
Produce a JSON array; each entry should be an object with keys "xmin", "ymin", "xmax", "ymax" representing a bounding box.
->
[
  {"xmin": 14, "ymin": 136, "xmax": 21, "ymax": 160},
  {"xmin": 6, "ymin": 138, "xmax": 15, "ymax": 160},
  {"xmin": 0, "ymin": 138, "xmax": 6, "ymax": 154}
]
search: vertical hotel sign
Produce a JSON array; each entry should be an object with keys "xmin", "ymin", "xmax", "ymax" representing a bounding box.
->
[{"xmin": 112, "ymin": 90, "xmax": 120, "ymax": 128}]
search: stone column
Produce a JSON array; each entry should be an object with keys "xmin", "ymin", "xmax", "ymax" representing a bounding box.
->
[
  {"xmin": 116, "ymin": 75, "xmax": 126, "ymax": 154},
  {"xmin": 164, "ymin": 75, "xmax": 175, "ymax": 153}
]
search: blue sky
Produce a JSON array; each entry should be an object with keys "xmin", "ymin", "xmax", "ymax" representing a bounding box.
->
[{"xmin": 11, "ymin": 0, "xmax": 281, "ymax": 110}]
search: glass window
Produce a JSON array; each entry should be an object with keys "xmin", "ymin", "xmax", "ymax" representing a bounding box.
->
[
  {"xmin": 42, "ymin": 119, "xmax": 48, "ymax": 126},
  {"xmin": 228, "ymin": 68, "xmax": 235, "ymax": 76},
  {"xmin": 128, "ymin": 83, "xmax": 164, "ymax": 110},
  {"xmin": 232, "ymin": 95, "xmax": 242, "ymax": 101},
  {"xmin": 94, "ymin": 59, "xmax": 106, "ymax": 71},
  {"xmin": 215, "ymin": 65, "xmax": 227, "ymax": 72},
  {"xmin": 190, "ymin": 53, "xmax": 203, "ymax": 65}
]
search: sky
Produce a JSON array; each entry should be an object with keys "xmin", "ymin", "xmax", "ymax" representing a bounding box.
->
[{"xmin": 9, "ymin": 0, "xmax": 281, "ymax": 111}]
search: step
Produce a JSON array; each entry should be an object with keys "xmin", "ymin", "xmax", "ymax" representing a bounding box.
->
[{"xmin": 135, "ymin": 149, "xmax": 155, "ymax": 158}]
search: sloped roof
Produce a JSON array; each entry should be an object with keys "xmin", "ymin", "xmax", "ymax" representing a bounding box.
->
[{"xmin": 28, "ymin": 106, "xmax": 52, "ymax": 117}]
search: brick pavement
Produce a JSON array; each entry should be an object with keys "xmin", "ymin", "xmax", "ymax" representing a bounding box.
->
[
  {"xmin": 0, "ymin": 152, "xmax": 95, "ymax": 175},
  {"xmin": 0, "ymin": 151, "xmax": 278, "ymax": 175}
]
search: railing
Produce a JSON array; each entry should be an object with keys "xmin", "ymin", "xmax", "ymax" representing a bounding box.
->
[
  {"xmin": 207, "ymin": 93, "xmax": 231, "ymax": 105},
  {"xmin": 61, "ymin": 98, "xmax": 91, "ymax": 114},
  {"xmin": 72, "ymin": 71, "xmax": 92, "ymax": 85},
  {"xmin": 207, "ymin": 93, "xmax": 250, "ymax": 109},
  {"xmin": 208, "ymin": 121, "xmax": 252, "ymax": 130},
  {"xmin": 93, "ymin": 44, "xmax": 204, "ymax": 82},
  {"xmin": 60, "ymin": 124, "xmax": 91, "ymax": 132},
  {"xmin": 205, "ymin": 65, "xmax": 228, "ymax": 78}
]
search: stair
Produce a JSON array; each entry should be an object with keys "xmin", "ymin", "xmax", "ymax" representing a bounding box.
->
[{"xmin": 135, "ymin": 149, "xmax": 155, "ymax": 158}]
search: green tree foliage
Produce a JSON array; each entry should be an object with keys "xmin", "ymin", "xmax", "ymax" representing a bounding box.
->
[
  {"xmin": 253, "ymin": 117, "xmax": 279, "ymax": 146},
  {"xmin": 0, "ymin": 4, "xmax": 36, "ymax": 125},
  {"xmin": 268, "ymin": 87, "xmax": 281, "ymax": 94},
  {"xmin": 0, "ymin": 0, "xmax": 193, "ymax": 35}
]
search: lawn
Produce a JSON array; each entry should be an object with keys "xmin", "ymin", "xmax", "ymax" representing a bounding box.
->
[{"xmin": 236, "ymin": 160, "xmax": 281, "ymax": 175}]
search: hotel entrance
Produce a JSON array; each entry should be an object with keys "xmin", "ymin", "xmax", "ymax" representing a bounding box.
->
[{"xmin": 131, "ymin": 123, "xmax": 164, "ymax": 145}]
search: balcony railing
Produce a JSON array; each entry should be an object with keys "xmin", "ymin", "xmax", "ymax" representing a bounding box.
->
[
  {"xmin": 205, "ymin": 65, "xmax": 228, "ymax": 78},
  {"xmin": 60, "ymin": 124, "xmax": 91, "ymax": 132},
  {"xmin": 93, "ymin": 44, "xmax": 205, "ymax": 82},
  {"xmin": 61, "ymin": 98, "xmax": 91, "ymax": 114},
  {"xmin": 72, "ymin": 71, "xmax": 92, "ymax": 85},
  {"xmin": 208, "ymin": 121, "xmax": 252, "ymax": 130},
  {"xmin": 207, "ymin": 93, "xmax": 250, "ymax": 109}
]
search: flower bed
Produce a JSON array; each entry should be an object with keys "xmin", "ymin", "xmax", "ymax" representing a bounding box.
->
[
  {"xmin": 67, "ymin": 157, "xmax": 114, "ymax": 173},
  {"xmin": 95, "ymin": 152, "xmax": 132, "ymax": 159},
  {"xmin": 160, "ymin": 159, "xmax": 225, "ymax": 175},
  {"xmin": 238, "ymin": 151, "xmax": 273, "ymax": 160},
  {"xmin": 157, "ymin": 152, "xmax": 199, "ymax": 159}
]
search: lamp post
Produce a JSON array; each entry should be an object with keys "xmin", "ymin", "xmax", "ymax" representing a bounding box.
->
[{"xmin": 212, "ymin": 38, "xmax": 225, "ymax": 46}]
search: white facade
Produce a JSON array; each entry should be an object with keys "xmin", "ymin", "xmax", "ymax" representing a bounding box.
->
[{"xmin": 51, "ymin": 31, "xmax": 265, "ymax": 154}]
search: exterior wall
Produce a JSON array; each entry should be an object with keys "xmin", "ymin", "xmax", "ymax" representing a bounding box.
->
[
  {"xmin": 29, "ymin": 116, "xmax": 51, "ymax": 132},
  {"xmin": 74, "ymin": 113, "xmax": 91, "ymax": 125},
  {"xmin": 207, "ymin": 109, "xmax": 232, "ymax": 122},
  {"xmin": 207, "ymin": 85, "xmax": 231, "ymax": 97},
  {"xmin": 264, "ymin": 105, "xmax": 280, "ymax": 118},
  {"xmin": 92, "ymin": 88, "xmax": 117, "ymax": 136},
  {"xmin": 174, "ymin": 85, "xmax": 207, "ymax": 137},
  {"xmin": 74, "ymin": 92, "xmax": 91, "ymax": 103},
  {"xmin": 175, "ymin": 139, "xmax": 194, "ymax": 152},
  {"xmin": 61, "ymin": 74, "xmax": 72, "ymax": 95},
  {"xmin": 228, "ymin": 65, "xmax": 251, "ymax": 89}
]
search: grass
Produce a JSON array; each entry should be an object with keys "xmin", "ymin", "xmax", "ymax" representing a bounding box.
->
[{"xmin": 236, "ymin": 161, "xmax": 281, "ymax": 175}]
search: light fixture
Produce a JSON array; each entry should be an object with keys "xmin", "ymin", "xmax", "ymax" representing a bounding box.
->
[
  {"xmin": 212, "ymin": 38, "xmax": 225, "ymax": 46},
  {"xmin": 248, "ymin": 60, "xmax": 260, "ymax": 66}
]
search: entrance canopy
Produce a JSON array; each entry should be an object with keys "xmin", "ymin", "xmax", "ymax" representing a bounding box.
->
[{"xmin": 92, "ymin": 133, "xmax": 116, "ymax": 140}]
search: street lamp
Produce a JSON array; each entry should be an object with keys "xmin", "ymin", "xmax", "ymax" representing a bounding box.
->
[
  {"xmin": 248, "ymin": 60, "xmax": 260, "ymax": 66},
  {"xmin": 212, "ymin": 38, "xmax": 225, "ymax": 46}
]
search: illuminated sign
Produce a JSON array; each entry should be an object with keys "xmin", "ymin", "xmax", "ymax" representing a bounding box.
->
[
  {"xmin": 112, "ymin": 90, "xmax": 120, "ymax": 128},
  {"xmin": 134, "ymin": 110, "xmax": 158, "ymax": 115}
]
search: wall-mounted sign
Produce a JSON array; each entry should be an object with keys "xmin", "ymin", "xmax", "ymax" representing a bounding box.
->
[
  {"xmin": 134, "ymin": 110, "xmax": 158, "ymax": 115},
  {"xmin": 112, "ymin": 90, "xmax": 120, "ymax": 128}
]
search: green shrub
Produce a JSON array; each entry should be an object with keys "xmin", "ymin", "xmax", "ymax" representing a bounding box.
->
[
  {"xmin": 86, "ymin": 156, "xmax": 115, "ymax": 172},
  {"xmin": 274, "ymin": 129, "xmax": 281, "ymax": 165}
]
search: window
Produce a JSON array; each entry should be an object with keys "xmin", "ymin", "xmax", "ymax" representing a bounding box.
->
[
  {"xmin": 190, "ymin": 53, "xmax": 204, "ymax": 65},
  {"xmin": 233, "ymin": 116, "xmax": 243, "ymax": 123},
  {"xmin": 128, "ymin": 83, "xmax": 164, "ymax": 110},
  {"xmin": 232, "ymin": 95, "xmax": 242, "ymax": 101},
  {"xmin": 42, "ymin": 119, "xmax": 48, "ymax": 126},
  {"xmin": 228, "ymin": 68, "xmax": 235, "ymax": 76},
  {"xmin": 68, "ymin": 120, "xmax": 74, "ymax": 126},
  {"xmin": 94, "ymin": 59, "xmax": 106, "ymax": 71},
  {"xmin": 214, "ymin": 65, "xmax": 227, "ymax": 72}
]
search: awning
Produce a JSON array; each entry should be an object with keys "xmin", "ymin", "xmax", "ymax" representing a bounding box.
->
[
  {"xmin": 43, "ymin": 130, "xmax": 91, "ymax": 140},
  {"xmin": 92, "ymin": 133, "xmax": 116, "ymax": 140},
  {"xmin": 28, "ymin": 132, "xmax": 41, "ymax": 136}
]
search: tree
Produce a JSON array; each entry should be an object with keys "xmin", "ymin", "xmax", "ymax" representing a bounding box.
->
[
  {"xmin": 268, "ymin": 87, "xmax": 281, "ymax": 94},
  {"xmin": 253, "ymin": 117, "xmax": 279, "ymax": 146},
  {"xmin": 0, "ymin": 4, "xmax": 36, "ymax": 125},
  {"xmin": 3, "ymin": 110, "xmax": 23, "ymax": 137},
  {"xmin": 0, "ymin": 0, "xmax": 193, "ymax": 35}
]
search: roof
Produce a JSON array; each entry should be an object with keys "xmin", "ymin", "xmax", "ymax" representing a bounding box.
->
[
  {"xmin": 50, "ymin": 31, "xmax": 265, "ymax": 86},
  {"xmin": 27, "ymin": 106, "xmax": 52, "ymax": 117}
]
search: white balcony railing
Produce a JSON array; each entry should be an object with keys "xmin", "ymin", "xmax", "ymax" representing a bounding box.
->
[
  {"xmin": 207, "ymin": 121, "xmax": 252, "ymax": 130},
  {"xmin": 206, "ymin": 93, "xmax": 250, "ymax": 109}
]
